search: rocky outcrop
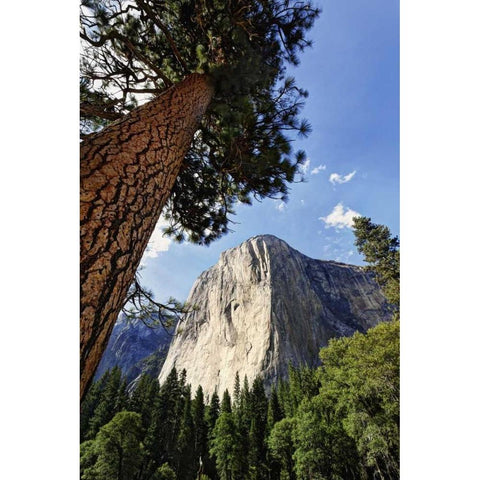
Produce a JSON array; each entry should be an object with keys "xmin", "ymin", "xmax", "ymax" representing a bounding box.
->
[
  {"xmin": 95, "ymin": 314, "xmax": 172, "ymax": 383},
  {"xmin": 158, "ymin": 235, "xmax": 390, "ymax": 399}
]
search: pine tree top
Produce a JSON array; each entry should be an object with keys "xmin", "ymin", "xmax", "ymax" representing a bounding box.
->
[{"xmin": 81, "ymin": 0, "xmax": 320, "ymax": 243}]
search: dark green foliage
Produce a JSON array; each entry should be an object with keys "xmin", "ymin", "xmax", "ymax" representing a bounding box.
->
[
  {"xmin": 81, "ymin": 411, "xmax": 145, "ymax": 480},
  {"xmin": 81, "ymin": 367, "xmax": 128, "ymax": 441},
  {"xmin": 265, "ymin": 388, "xmax": 284, "ymax": 480},
  {"xmin": 128, "ymin": 373, "xmax": 160, "ymax": 426},
  {"xmin": 267, "ymin": 418, "xmax": 296, "ymax": 480},
  {"xmin": 318, "ymin": 321, "xmax": 400, "ymax": 479},
  {"xmin": 248, "ymin": 377, "xmax": 268, "ymax": 479},
  {"xmin": 232, "ymin": 379, "xmax": 250, "ymax": 480},
  {"xmin": 153, "ymin": 463, "xmax": 177, "ymax": 480},
  {"xmin": 293, "ymin": 397, "xmax": 361, "ymax": 480},
  {"xmin": 206, "ymin": 391, "xmax": 220, "ymax": 434},
  {"xmin": 352, "ymin": 216, "xmax": 400, "ymax": 316},
  {"xmin": 205, "ymin": 390, "xmax": 221, "ymax": 480},
  {"xmin": 220, "ymin": 390, "xmax": 232, "ymax": 414},
  {"xmin": 176, "ymin": 386, "xmax": 197, "ymax": 479},
  {"xmin": 80, "ymin": 373, "xmax": 107, "ymax": 442},
  {"xmin": 80, "ymin": 440, "xmax": 98, "ymax": 480},
  {"xmin": 233, "ymin": 372, "xmax": 241, "ymax": 409},
  {"xmin": 266, "ymin": 387, "xmax": 283, "ymax": 434},
  {"xmin": 156, "ymin": 367, "xmax": 183, "ymax": 462},
  {"xmin": 80, "ymin": 0, "xmax": 320, "ymax": 244},
  {"xmin": 210, "ymin": 411, "xmax": 242, "ymax": 480},
  {"xmin": 80, "ymin": 323, "xmax": 398, "ymax": 480},
  {"xmin": 192, "ymin": 386, "xmax": 208, "ymax": 466}
]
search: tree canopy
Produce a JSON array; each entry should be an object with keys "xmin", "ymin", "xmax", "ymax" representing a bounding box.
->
[
  {"xmin": 81, "ymin": 325, "xmax": 399, "ymax": 480},
  {"xmin": 353, "ymin": 216, "xmax": 400, "ymax": 316},
  {"xmin": 81, "ymin": 0, "xmax": 320, "ymax": 244}
]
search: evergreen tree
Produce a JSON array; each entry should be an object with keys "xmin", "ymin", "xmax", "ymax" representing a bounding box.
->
[
  {"xmin": 266, "ymin": 387, "xmax": 284, "ymax": 435},
  {"xmin": 157, "ymin": 368, "xmax": 182, "ymax": 462},
  {"xmin": 79, "ymin": 0, "xmax": 321, "ymax": 399},
  {"xmin": 265, "ymin": 387, "xmax": 284, "ymax": 480},
  {"xmin": 206, "ymin": 391, "xmax": 221, "ymax": 434},
  {"xmin": 139, "ymin": 375, "xmax": 172, "ymax": 479},
  {"xmin": 128, "ymin": 373, "xmax": 160, "ymax": 429},
  {"xmin": 276, "ymin": 378, "xmax": 293, "ymax": 419},
  {"xmin": 85, "ymin": 367, "xmax": 127, "ymax": 440},
  {"xmin": 176, "ymin": 386, "xmax": 197, "ymax": 479},
  {"xmin": 233, "ymin": 380, "xmax": 250, "ymax": 480},
  {"xmin": 141, "ymin": 400, "xmax": 165, "ymax": 480},
  {"xmin": 239, "ymin": 376, "xmax": 252, "ymax": 425},
  {"xmin": 206, "ymin": 390, "xmax": 221, "ymax": 480},
  {"xmin": 179, "ymin": 369, "xmax": 188, "ymax": 392},
  {"xmin": 192, "ymin": 386, "xmax": 209, "ymax": 473},
  {"xmin": 293, "ymin": 397, "xmax": 361, "ymax": 480},
  {"xmin": 80, "ymin": 440, "xmax": 98, "ymax": 480},
  {"xmin": 286, "ymin": 364, "xmax": 304, "ymax": 416},
  {"xmin": 352, "ymin": 216, "xmax": 400, "ymax": 316},
  {"xmin": 267, "ymin": 418, "xmax": 296, "ymax": 480},
  {"xmin": 116, "ymin": 377, "xmax": 130, "ymax": 411},
  {"xmin": 248, "ymin": 377, "xmax": 268, "ymax": 480},
  {"xmin": 210, "ymin": 411, "xmax": 241, "ymax": 480},
  {"xmin": 81, "ymin": 369, "xmax": 111, "ymax": 442},
  {"xmin": 317, "ymin": 321, "xmax": 400, "ymax": 479},
  {"xmin": 220, "ymin": 390, "xmax": 232, "ymax": 414},
  {"xmin": 233, "ymin": 372, "xmax": 241, "ymax": 410},
  {"xmin": 153, "ymin": 463, "xmax": 177, "ymax": 480},
  {"xmin": 83, "ymin": 411, "xmax": 145, "ymax": 480}
]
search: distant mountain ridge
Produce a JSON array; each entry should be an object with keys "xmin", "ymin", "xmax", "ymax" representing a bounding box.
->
[
  {"xmin": 94, "ymin": 314, "xmax": 172, "ymax": 383},
  {"xmin": 159, "ymin": 234, "xmax": 391, "ymax": 398}
]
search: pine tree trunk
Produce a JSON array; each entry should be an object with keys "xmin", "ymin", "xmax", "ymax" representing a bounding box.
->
[{"xmin": 80, "ymin": 73, "xmax": 214, "ymax": 401}]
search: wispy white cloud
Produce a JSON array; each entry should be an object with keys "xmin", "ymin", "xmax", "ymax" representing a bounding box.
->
[
  {"xmin": 311, "ymin": 164, "xmax": 327, "ymax": 175},
  {"xmin": 140, "ymin": 217, "xmax": 172, "ymax": 265},
  {"xmin": 298, "ymin": 157, "xmax": 311, "ymax": 175},
  {"xmin": 275, "ymin": 201, "xmax": 287, "ymax": 212},
  {"xmin": 329, "ymin": 170, "xmax": 357, "ymax": 185},
  {"xmin": 319, "ymin": 203, "xmax": 361, "ymax": 229}
]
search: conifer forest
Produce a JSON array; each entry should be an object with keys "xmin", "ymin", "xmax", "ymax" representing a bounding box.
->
[{"xmin": 81, "ymin": 320, "xmax": 399, "ymax": 480}]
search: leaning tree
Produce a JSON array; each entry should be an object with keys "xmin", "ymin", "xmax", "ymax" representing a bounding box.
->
[{"xmin": 80, "ymin": 0, "xmax": 320, "ymax": 399}]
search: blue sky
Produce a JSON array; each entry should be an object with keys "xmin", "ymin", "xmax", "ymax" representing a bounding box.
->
[{"xmin": 139, "ymin": 0, "xmax": 399, "ymax": 304}]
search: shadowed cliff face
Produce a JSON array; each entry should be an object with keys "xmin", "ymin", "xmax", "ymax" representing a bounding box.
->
[
  {"xmin": 94, "ymin": 315, "xmax": 172, "ymax": 383},
  {"xmin": 159, "ymin": 235, "xmax": 390, "ymax": 398}
]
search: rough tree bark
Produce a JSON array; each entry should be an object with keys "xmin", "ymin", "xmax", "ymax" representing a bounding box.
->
[{"xmin": 80, "ymin": 73, "xmax": 214, "ymax": 401}]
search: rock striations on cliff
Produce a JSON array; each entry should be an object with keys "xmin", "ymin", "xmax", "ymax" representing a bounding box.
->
[{"xmin": 159, "ymin": 234, "xmax": 390, "ymax": 399}]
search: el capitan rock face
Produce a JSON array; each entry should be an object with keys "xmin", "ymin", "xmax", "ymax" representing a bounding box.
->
[{"xmin": 158, "ymin": 235, "xmax": 390, "ymax": 398}]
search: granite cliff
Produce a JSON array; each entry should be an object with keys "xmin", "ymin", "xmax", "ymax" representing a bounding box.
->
[{"xmin": 158, "ymin": 234, "xmax": 390, "ymax": 398}]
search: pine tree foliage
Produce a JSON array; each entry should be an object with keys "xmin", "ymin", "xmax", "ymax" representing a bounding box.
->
[
  {"xmin": 352, "ymin": 216, "xmax": 400, "ymax": 316},
  {"xmin": 82, "ymin": 367, "xmax": 128, "ymax": 440},
  {"xmin": 154, "ymin": 463, "xmax": 177, "ymax": 480},
  {"xmin": 318, "ymin": 321, "xmax": 400, "ymax": 479},
  {"xmin": 192, "ymin": 386, "xmax": 208, "ymax": 466},
  {"xmin": 176, "ymin": 386, "xmax": 197, "ymax": 479},
  {"xmin": 81, "ymin": 325, "xmax": 399, "ymax": 480},
  {"xmin": 210, "ymin": 411, "xmax": 242, "ymax": 480},
  {"xmin": 267, "ymin": 417, "xmax": 296, "ymax": 480},
  {"xmin": 220, "ymin": 390, "xmax": 232, "ymax": 414},
  {"xmin": 85, "ymin": 411, "xmax": 145, "ymax": 480},
  {"xmin": 80, "ymin": 0, "xmax": 320, "ymax": 244}
]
